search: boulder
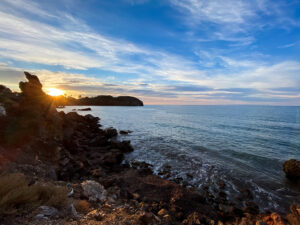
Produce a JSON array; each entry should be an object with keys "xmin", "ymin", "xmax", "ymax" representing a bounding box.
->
[
  {"xmin": 283, "ymin": 159, "xmax": 300, "ymax": 180},
  {"xmin": 104, "ymin": 127, "xmax": 118, "ymax": 138},
  {"xmin": 81, "ymin": 180, "xmax": 107, "ymax": 202}
]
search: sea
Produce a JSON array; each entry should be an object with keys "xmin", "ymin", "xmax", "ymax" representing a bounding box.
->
[{"xmin": 60, "ymin": 105, "xmax": 300, "ymax": 212}]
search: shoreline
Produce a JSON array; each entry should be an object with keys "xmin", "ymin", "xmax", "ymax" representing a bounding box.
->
[
  {"xmin": 0, "ymin": 72, "xmax": 299, "ymax": 224},
  {"xmin": 63, "ymin": 105, "xmax": 300, "ymax": 214}
]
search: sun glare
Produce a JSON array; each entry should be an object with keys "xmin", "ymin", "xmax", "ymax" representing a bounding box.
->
[{"xmin": 47, "ymin": 88, "xmax": 65, "ymax": 96}]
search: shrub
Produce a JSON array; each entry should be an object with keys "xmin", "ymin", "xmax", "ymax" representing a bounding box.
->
[{"xmin": 0, "ymin": 173, "xmax": 68, "ymax": 215}]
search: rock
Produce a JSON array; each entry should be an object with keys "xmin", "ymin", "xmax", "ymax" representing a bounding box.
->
[
  {"xmin": 256, "ymin": 220, "xmax": 268, "ymax": 225},
  {"xmin": 283, "ymin": 159, "xmax": 300, "ymax": 180},
  {"xmin": 139, "ymin": 212, "xmax": 159, "ymax": 224},
  {"xmin": 81, "ymin": 180, "xmax": 107, "ymax": 202},
  {"xmin": 19, "ymin": 72, "xmax": 44, "ymax": 97},
  {"xmin": 244, "ymin": 201, "xmax": 259, "ymax": 215},
  {"xmin": 158, "ymin": 208, "xmax": 168, "ymax": 216},
  {"xmin": 240, "ymin": 188, "xmax": 253, "ymax": 200},
  {"xmin": 287, "ymin": 204, "xmax": 300, "ymax": 225},
  {"xmin": 119, "ymin": 130, "xmax": 132, "ymax": 135},
  {"xmin": 78, "ymin": 107, "xmax": 92, "ymax": 111},
  {"xmin": 69, "ymin": 95, "xmax": 143, "ymax": 106},
  {"xmin": 264, "ymin": 213, "xmax": 286, "ymax": 225},
  {"xmin": 68, "ymin": 203, "xmax": 79, "ymax": 218},
  {"xmin": 104, "ymin": 127, "xmax": 118, "ymax": 138},
  {"xmin": 86, "ymin": 209, "xmax": 103, "ymax": 221},
  {"xmin": 182, "ymin": 212, "xmax": 202, "ymax": 225},
  {"xmin": 46, "ymin": 167, "xmax": 57, "ymax": 180},
  {"xmin": 0, "ymin": 105, "xmax": 6, "ymax": 116},
  {"xmin": 35, "ymin": 206, "xmax": 58, "ymax": 219}
]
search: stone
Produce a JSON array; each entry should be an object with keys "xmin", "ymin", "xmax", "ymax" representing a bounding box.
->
[
  {"xmin": 104, "ymin": 127, "xmax": 118, "ymax": 138},
  {"xmin": 35, "ymin": 206, "xmax": 58, "ymax": 219},
  {"xmin": 81, "ymin": 180, "xmax": 107, "ymax": 202},
  {"xmin": 119, "ymin": 130, "xmax": 132, "ymax": 135},
  {"xmin": 158, "ymin": 208, "xmax": 167, "ymax": 216},
  {"xmin": 287, "ymin": 204, "xmax": 300, "ymax": 225},
  {"xmin": 78, "ymin": 107, "xmax": 92, "ymax": 111},
  {"xmin": 283, "ymin": 159, "xmax": 300, "ymax": 180},
  {"xmin": 69, "ymin": 203, "xmax": 79, "ymax": 218},
  {"xmin": 264, "ymin": 213, "xmax": 286, "ymax": 225},
  {"xmin": 0, "ymin": 105, "xmax": 6, "ymax": 116}
]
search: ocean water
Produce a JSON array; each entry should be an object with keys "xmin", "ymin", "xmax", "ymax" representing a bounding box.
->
[{"xmin": 61, "ymin": 105, "xmax": 300, "ymax": 212}]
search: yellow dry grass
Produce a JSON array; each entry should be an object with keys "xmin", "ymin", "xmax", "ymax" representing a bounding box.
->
[{"xmin": 0, "ymin": 173, "xmax": 68, "ymax": 215}]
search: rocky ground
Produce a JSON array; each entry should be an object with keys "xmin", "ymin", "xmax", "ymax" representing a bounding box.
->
[{"xmin": 0, "ymin": 72, "xmax": 299, "ymax": 225}]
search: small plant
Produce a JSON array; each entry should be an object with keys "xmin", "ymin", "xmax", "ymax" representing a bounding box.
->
[{"xmin": 0, "ymin": 173, "xmax": 68, "ymax": 215}]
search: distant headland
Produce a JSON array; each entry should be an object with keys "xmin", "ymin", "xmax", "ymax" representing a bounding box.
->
[{"xmin": 60, "ymin": 95, "xmax": 144, "ymax": 107}]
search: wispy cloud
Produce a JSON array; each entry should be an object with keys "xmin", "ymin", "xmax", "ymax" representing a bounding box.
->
[{"xmin": 0, "ymin": 0, "xmax": 299, "ymax": 105}]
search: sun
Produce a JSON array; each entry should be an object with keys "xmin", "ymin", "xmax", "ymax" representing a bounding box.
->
[{"xmin": 47, "ymin": 88, "xmax": 65, "ymax": 96}]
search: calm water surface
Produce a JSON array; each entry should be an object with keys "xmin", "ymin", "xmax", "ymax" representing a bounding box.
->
[{"xmin": 62, "ymin": 105, "xmax": 300, "ymax": 212}]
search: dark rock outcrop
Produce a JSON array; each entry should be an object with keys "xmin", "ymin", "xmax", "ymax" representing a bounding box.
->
[
  {"xmin": 67, "ymin": 95, "xmax": 143, "ymax": 106},
  {"xmin": 283, "ymin": 159, "xmax": 300, "ymax": 180}
]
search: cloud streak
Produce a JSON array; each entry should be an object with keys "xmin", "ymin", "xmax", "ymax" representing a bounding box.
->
[{"xmin": 0, "ymin": 0, "xmax": 299, "ymax": 105}]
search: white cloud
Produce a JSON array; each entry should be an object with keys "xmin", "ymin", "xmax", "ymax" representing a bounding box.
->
[{"xmin": 0, "ymin": 0, "xmax": 299, "ymax": 105}]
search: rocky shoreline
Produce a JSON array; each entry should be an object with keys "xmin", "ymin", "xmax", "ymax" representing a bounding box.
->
[{"xmin": 0, "ymin": 72, "xmax": 299, "ymax": 225}]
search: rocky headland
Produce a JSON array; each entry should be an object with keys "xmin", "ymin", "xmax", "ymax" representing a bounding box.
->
[
  {"xmin": 0, "ymin": 72, "xmax": 299, "ymax": 225},
  {"xmin": 55, "ymin": 95, "xmax": 143, "ymax": 107}
]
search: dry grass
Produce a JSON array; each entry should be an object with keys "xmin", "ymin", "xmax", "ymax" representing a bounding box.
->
[
  {"xmin": 74, "ymin": 200, "xmax": 91, "ymax": 214},
  {"xmin": 0, "ymin": 173, "xmax": 68, "ymax": 215}
]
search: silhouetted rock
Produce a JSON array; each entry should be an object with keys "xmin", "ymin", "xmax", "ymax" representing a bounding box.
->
[
  {"xmin": 19, "ymin": 71, "xmax": 44, "ymax": 97},
  {"xmin": 68, "ymin": 95, "xmax": 143, "ymax": 106},
  {"xmin": 104, "ymin": 127, "xmax": 118, "ymax": 138},
  {"xmin": 283, "ymin": 159, "xmax": 300, "ymax": 180},
  {"xmin": 77, "ymin": 107, "xmax": 92, "ymax": 111}
]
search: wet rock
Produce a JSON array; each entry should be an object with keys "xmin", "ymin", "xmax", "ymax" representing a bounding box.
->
[
  {"xmin": 283, "ymin": 159, "xmax": 300, "ymax": 180},
  {"xmin": 81, "ymin": 180, "xmax": 107, "ymax": 202},
  {"xmin": 119, "ymin": 130, "xmax": 132, "ymax": 135},
  {"xmin": 111, "ymin": 140, "xmax": 133, "ymax": 153},
  {"xmin": 104, "ymin": 127, "xmax": 118, "ymax": 138},
  {"xmin": 77, "ymin": 107, "xmax": 92, "ymax": 111}
]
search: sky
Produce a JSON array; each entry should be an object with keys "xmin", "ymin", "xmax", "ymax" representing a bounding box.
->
[{"xmin": 0, "ymin": 0, "xmax": 300, "ymax": 105}]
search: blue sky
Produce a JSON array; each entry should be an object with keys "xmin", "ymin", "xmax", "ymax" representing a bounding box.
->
[{"xmin": 0, "ymin": 0, "xmax": 300, "ymax": 105}]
